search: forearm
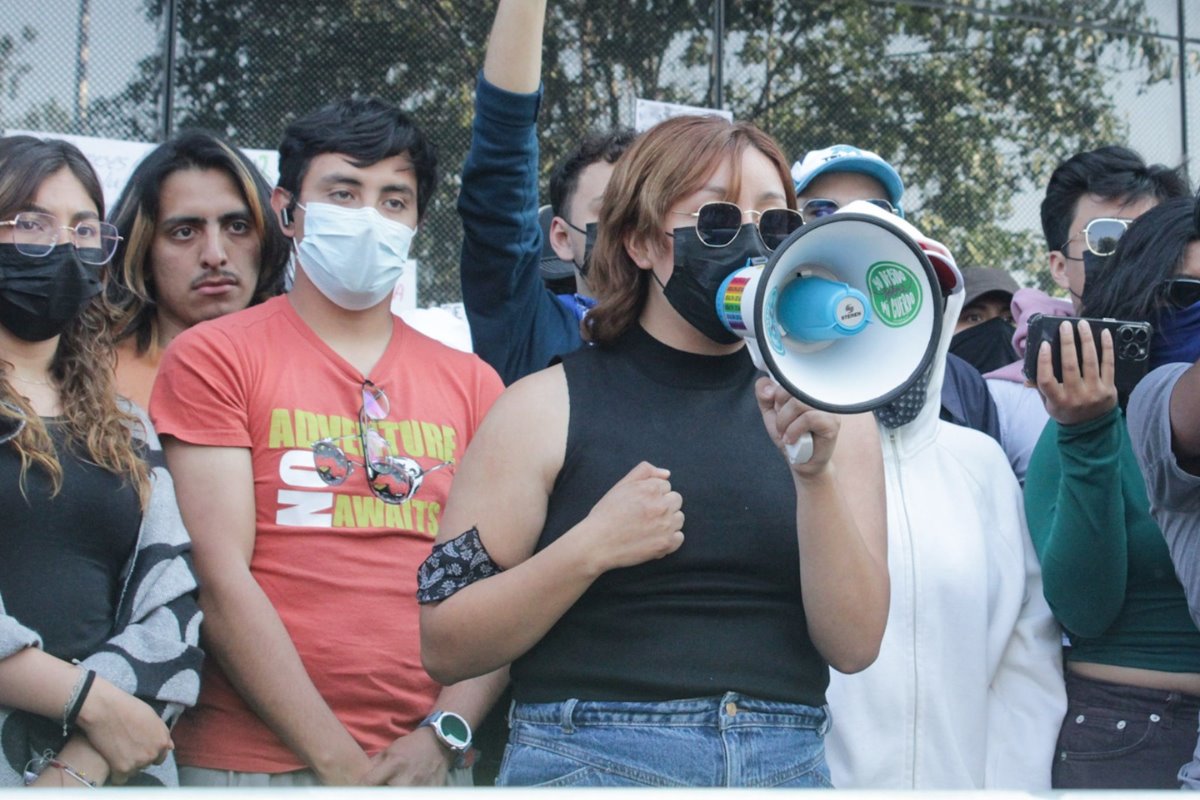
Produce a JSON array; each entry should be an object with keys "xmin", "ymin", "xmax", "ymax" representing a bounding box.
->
[
  {"xmin": 202, "ymin": 573, "xmax": 367, "ymax": 782},
  {"xmin": 427, "ymin": 668, "xmax": 510, "ymax": 731},
  {"xmin": 793, "ymin": 469, "xmax": 888, "ymax": 673},
  {"xmin": 29, "ymin": 735, "xmax": 111, "ymax": 787},
  {"xmin": 0, "ymin": 647, "xmax": 89, "ymax": 720},
  {"xmin": 483, "ymin": 0, "xmax": 546, "ymax": 92},
  {"xmin": 421, "ymin": 528, "xmax": 600, "ymax": 685},
  {"xmin": 1027, "ymin": 412, "xmax": 1127, "ymax": 636}
]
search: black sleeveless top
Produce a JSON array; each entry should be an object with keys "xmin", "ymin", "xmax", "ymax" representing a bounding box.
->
[
  {"xmin": 510, "ymin": 326, "xmax": 829, "ymax": 706},
  {"xmin": 0, "ymin": 420, "xmax": 141, "ymax": 662}
]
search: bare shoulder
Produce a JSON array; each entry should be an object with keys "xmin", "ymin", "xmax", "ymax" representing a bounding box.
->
[{"xmin": 438, "ymin": 364, "xmax": 569, "ymax": 559}]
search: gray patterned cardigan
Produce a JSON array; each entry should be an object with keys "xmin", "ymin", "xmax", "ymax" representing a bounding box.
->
[{"xmin": 0, "ymin": 457, "xmax": 203, "ymax": 786}]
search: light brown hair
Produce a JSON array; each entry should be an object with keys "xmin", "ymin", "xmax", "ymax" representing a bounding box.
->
[{"xmin": 584, "ymin": 115, "xmax": 797, "ymax": 345}]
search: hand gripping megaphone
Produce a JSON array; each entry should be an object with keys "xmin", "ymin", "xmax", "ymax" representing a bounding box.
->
[{"xmin": 716, "ymin": 200, "xmax": 957, "ymax": 463}]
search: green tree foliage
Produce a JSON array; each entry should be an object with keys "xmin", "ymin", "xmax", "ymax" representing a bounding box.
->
[
  {"xmin": 87, "ymin": 0, "xmax": 1173, "ymax": 301},
  {"xmin": 0, "ymin": 26, "xmax": 36, "ymax": 124}
]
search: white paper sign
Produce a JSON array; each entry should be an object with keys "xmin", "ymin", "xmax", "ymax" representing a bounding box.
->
[
  {"xmin": 633, "ymin": 98, "xmax": 733, "ymax": 132},
  {"xmin": 3, "ymin": 129, "xmax": 278, "ymax": 207}
]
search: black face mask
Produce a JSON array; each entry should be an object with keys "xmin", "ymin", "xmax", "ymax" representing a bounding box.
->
[
  {"xmin": 0, "ymin": 244, "xmax": 102, "ymax": 342},
  {"xmin": 663, "ymin": 224, "xmax": 768, "ymax": 345},
  {"xmin": 578, "ymin": 223, "xmax": 599, "ymax": 278},
  {"xmin": 1078, "ymin": 250, "xmax": 1110, "ymax": 308},
  {"xmin": 949, "ymin": 316, "xmax": 1018, "ymax": 374}
]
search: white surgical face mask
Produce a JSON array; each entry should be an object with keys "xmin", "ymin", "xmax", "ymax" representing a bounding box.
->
[{"xmin": 295, "ymin": 202, "xmax": 414, "ymax": 311}]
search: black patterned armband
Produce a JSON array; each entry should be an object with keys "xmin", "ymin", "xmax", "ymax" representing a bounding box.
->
[{"xmin": 416, "ymin": 526, "xmax": 504, "ymax": 604}]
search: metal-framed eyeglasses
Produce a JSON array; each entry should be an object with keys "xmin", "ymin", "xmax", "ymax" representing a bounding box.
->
[
  {"xmin": 1059, "ymin": 217, "xmax": 1132, "ymax": 260},
  {"xmin": 670, "ymin": 202, "xmax": 804, "ymax": 251},
  {"xmin": 0, "ymin": 212, "xmax": 122, "ymax": 266},
  {"xmin": 798, "ymin": 197, "xmax": 896, "ymax": 221}
]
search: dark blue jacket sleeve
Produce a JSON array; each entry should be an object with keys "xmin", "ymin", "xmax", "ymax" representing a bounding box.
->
[
  {"xmin": 941, "ymin": 352, "xmax": 1003, "ymax": 445},
  {"xmin": 458, "ymin": 72, "xmax": 581, "ymax": 386}
]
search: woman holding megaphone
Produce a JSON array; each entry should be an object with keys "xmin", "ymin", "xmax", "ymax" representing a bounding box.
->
[{"xmin": 418, "ymin": 115, "xmax": 887, "ymax": 787}]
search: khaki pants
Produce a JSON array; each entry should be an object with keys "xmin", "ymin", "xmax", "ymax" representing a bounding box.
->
[{"xmin": 179, "ymin": 764, "xmax": 474, "ymax": 787}]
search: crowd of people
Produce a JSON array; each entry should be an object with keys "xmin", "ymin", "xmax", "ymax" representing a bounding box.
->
[{"xmin": 2, "ymin": 0, "xmax": 1200, "ymax": 789}]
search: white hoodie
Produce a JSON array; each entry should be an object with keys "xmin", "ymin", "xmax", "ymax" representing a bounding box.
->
[{"xmin": 825, "ymin": 271, "xmax": 1066, "ymax": 789}]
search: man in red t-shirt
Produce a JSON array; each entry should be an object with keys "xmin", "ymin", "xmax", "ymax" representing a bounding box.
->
[{"xmin": 150, "ymin": 97, "xmax": 505, "ymax": 787}]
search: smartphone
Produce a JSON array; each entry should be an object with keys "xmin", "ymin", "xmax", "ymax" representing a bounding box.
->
[{"xmin": 1023, "ymin": 314, "xmax": 1152, "ymax": 406}]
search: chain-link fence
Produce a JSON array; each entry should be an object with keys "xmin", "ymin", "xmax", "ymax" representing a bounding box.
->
[{"xmin": 2, "ymin": 0, "xmax": 1197, "ymax": 305}]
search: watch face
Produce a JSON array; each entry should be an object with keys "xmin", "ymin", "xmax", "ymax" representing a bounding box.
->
[{"xmin": 437, "ymin": 713, "xmax": 471, "ymax": 749}]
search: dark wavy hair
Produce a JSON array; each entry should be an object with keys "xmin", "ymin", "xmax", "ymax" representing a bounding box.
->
[
  {"xmin": 0, "ymin": 135, "xmax": 149, "ymax": 505},
  {"xmin": 1082, "ymin": 196, "xmax": 1200, "ymax": 323},
  {"xmin": 548, "ymin": 128, "xmax": 637, "ymax": 220},
  {"xmin": 107, "ymin": 130, "xmax": 289, "ymax": 356},
  {"xmin": 584, "ymin": 115, "xmax": 797, "ymax": 345}
]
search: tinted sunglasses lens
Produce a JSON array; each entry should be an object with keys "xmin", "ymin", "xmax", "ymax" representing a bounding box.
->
[
  {"xmin": 361, "ymin": 382, "xmax": 388, "ymax": 420},
  {"xmin": 695, "ymin": 202, "xmax": 741, "ymax": 247},
  {"xmin": 1085, "ymin": 219, "xmax": 1127, "ymax": 256},
  {"xmin": 363, "ymin": 428, "xmax": 395, "ymax": 472},
  {"xmin": 801, "ymin": 199, "xmax": 839, "ymax": 220},
  {"xmin": 366, "ymin": 458, "xmax": 417, "ymax": 504},
  {"xmin": 312, "ymin": 440, "xmax": 351, "ymax": 485},
  {"xmin": 1164, "ymin": 279, "xmax": 1200, "ymax": 309},
  {"xmin": 866, "ymin": 199, "xmax": 896, "ymax": 214},
  {"xmin": 759, "ymin": 209, "xmax": 803, "ymax": 250}
]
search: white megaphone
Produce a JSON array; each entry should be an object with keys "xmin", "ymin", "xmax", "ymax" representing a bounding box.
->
[{"xmin": 715, "ymin": 200, "xmax": 955, "ymax": 464}]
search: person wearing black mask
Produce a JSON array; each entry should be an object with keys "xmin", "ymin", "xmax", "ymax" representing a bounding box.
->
[
  {"xmin": 0, "ymin": 135, "xmax": 202, "ymax": 787},
  {"xmin": 950, "ymin": 266, "xmax": 1020, "ymax": 373},
  {"xmin": 420, "ymin": 113, "xmax": 888, "ymax": 787}
]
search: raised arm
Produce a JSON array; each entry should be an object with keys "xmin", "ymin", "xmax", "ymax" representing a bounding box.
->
[
  {"xmin": 459, "ymin": 0, "xmax": 579, "ymax": 384},
  {"xmin": 484, "ymin": 0, "xmax": 545, "ymax": 92},
  {"xmin": 163, "ymin": 441, "xmax": 370, "ymax": 784}
]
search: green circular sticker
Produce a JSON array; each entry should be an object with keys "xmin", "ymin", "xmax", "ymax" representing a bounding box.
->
[{"xmin": 866, "ymin": 261, "xmax": 923, "ymax": 327}]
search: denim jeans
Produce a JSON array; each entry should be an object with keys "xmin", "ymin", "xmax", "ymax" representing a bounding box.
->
[
  {"xmin": 1053, "ymin": 671, "xmax": 1200, "ymax": 789},
  {"xmin": 496, "ymin": 692, "xmax": 831, "ymax": 787}
]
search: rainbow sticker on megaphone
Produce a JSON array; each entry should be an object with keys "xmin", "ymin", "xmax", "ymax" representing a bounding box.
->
[{"xmin": 865, "ymin": 261, "xmax": 923, "ymax": 327}]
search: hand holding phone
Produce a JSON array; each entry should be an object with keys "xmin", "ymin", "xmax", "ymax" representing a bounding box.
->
[{"xmin": 1023, "ymin": 315, "xmax": 1151, "ymax": 424}]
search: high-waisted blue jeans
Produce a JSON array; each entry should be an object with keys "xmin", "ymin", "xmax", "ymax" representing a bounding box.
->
[{"xmin": 497, "ymin": 692, "xmax": 831, "ymax": 787}]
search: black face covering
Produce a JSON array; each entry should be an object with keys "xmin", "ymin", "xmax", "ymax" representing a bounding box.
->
[
  {"xmin": 949, "ymin": 316, "xmax": 1018, "ymax": 374},
  {"xmin": 1078, "ymin": 250, "xmax": 1110, "ymax": 308},
  {"xmin": 578, "ymin": 223, "xmax": 599, "ymax": 278},
  {"xmin": 662, "ymin": 225, "xmax": 768, "ymax": 345},
  {"xmin": 0, "ymin": 244, "xmax": 102, "ymax": 342}
]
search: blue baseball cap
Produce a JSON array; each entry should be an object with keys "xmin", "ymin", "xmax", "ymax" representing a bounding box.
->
[{"xmin": 791, "ymin": 144, "xmax": 905, "ymax": 218}]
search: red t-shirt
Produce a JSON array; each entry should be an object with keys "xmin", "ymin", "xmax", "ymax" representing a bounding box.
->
[{"xmin": 150, "ymin": 296, "xmax": 502, "ymax": 772}]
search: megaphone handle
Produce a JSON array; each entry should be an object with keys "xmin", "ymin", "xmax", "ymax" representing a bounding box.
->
[
  {"xmin": 785, "ymin": 433, "xmax": 814, "ymax": 465},
  {"xmin": 745, "ymin": 340, "xmax": 815, "ymax": 464}
]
